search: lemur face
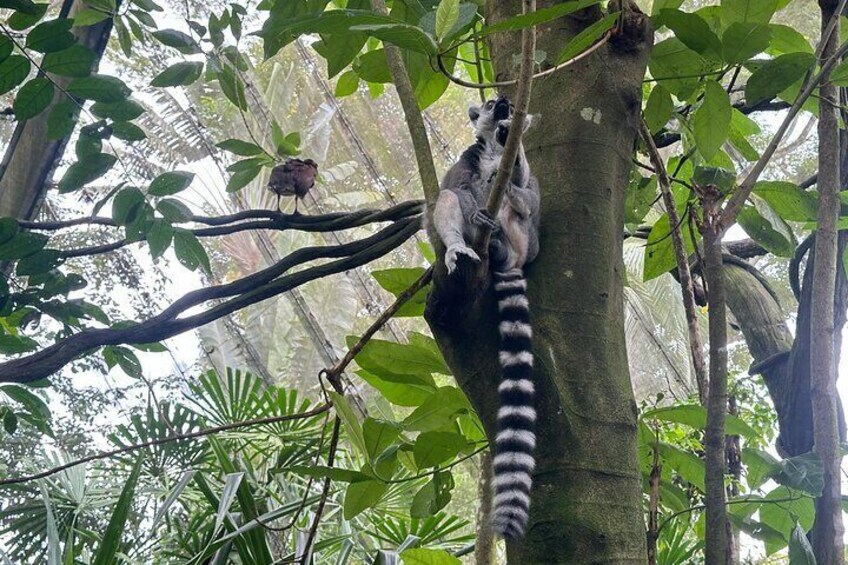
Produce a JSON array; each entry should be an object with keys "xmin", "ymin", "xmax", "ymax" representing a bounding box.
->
[
  {"xmin": 468, "ymin": 95, "xmax": 533, "ymax": 148},
  {"xmin": 468, "ymin": 95, "xmax": 513, "ymax": 141}
]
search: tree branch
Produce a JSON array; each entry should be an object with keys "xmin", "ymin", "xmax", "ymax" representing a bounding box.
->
[
  {"xmin": 0, "ymin": 218, "xmax": 421, "ymax": 383},
  {"xmin": 369, "ymin": 0, "xmax": 440, "ymax": 204},
  {"xmin": 639, "ymin": 119, "xmax": 708, "ymax": 404},
  {"xmin": 721, "ymin": 39, "xmax": 848, "ymax": 230}
]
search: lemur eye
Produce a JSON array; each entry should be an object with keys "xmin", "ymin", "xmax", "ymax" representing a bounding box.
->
[{"xmin": 485, "ymin": 101, "xmax": 494, "ymax": 109}]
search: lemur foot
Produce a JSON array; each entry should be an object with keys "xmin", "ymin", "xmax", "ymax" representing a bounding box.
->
[
  {"xmin": 444, "ymin": 244, "xmax": 480, "ymax": 275},
  {"xmin": 470, "ymin": 208, "xmax": 497, "ymax": 230}
]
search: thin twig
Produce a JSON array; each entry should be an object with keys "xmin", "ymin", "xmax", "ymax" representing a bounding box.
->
[
  {"xmin": 639, "ymin": 120, "xmax": 708, "ymax": 404},
  {"xmin": 298, "ymin": 416, "xmax": 341, "ymax": 565},
  {"xmin": 0, "ymin": 404, "xmax": 330, "ymax": 487}
]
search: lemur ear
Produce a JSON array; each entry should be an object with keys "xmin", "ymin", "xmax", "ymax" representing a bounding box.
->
[
  {"xmin": 522, "ymin": 114, "xmax": 537, "ymax": 132},
  {"xmin": 468, "ymin": 104, "xmax": 481, "ymax": 124}
]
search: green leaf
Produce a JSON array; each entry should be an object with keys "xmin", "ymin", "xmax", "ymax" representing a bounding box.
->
[
  {"xmin": 216, "ymin": 138, "xmax": 265, "ymax": 156},
  {"xmin": 1, "ymin": 384, "xmax": 49, "ymax": 422},
  {"xmin": 644, "ymin": 84, "xmax": 674, "ymax": 133},
  {"xmin": 112, "ymin": 187, "xmax": 146, "ymax": 225},
  {"xmin": 157, "ymin": 198, "xmax": 193, "ymax": 222},
  {"xmin": 3, "ymin": 409, "xmax": 17, "ymax": 434},
  {"xmin": 721, "ymin": 0, "xmax": 780, "ymax": 26},
  {"xmin": 434, "ymin": 0, "xmax": 459, "ymax": 40},
  {"xmin": 173, "ymin": 230, "xmax": 211, "ymax": 274},
  {"xmin": 403, "ymin": 386, "xmax": 469, "ymax": 432},
  {"xmin": 0, "ymin": 218, "xmax": 18, "ymax": 246},
  {"xmin": 343, "ymin": 479, "xmax": 387, "ymax": 519},
  {"xmin": 13, "ymin": 78, "xmax": 54, "ymax": 120},
  {"xmin": 648, "ymin": 38, "xmax": 713, "ymax": 99},
  {"xmin": 150, "ymin": 61, "xmax": 204, "ymax": 87},
  {"xmin": 102, "ymin": 345, "xmax": 143, "ymax": 377},
  {"xmin": 148, "ymin": 171, "xmax": 194, "ymax": 196},
  {"xmin": 556, "ymin": 13, "xmax": 618, "ymax": 64},
  {"xmin": 692, "ymin": 80, "xmax": 731, "ymax": 160},
  {"xmin": 41, "ymin": 44, "xmax": 97, "ymax": 77},
  {"xmin": 349, "ymin": 336, "xmax": 446, "ymax": 386},
  {"xmin": 357, "ymin": 369, "xmax": 435, "ymax": 407},
  {"xmin": 57, "ymin": 153, "xmax": 117, "ymax": 193},
  {"xmin": 753, "ymin": 181, "xmax": 817, "ymax": 221},
  {"xmin": 329, "ymin": 391, "xmax": 366, "ymax": 456},
  {"xmin": 312, "ymin": 32, "xmax": 367, "ymax": 78},
  {"xmin": 91, "ymin": 99, "xmax": 145, "ymax": 121},
  {"xmin": 91, "ymin": 454, "xmax": 145, "ymax": 565},
  {"xmin": 0, "ymin": 0, "xmax": 40, "ymax": 14},
  {"xmin": 26, "ymin": 18, "xmax": 75, "ymax": 52},
  {"xmin": 743, "ymin": 447, "xmax": 780, "ymax": 489},
  {"xmin": 151, "ymin": 29, "xmax": 201, "ymax": 54},
  {"xmin": 412, "ymin": 431, "xmax": 469, "ymax": 468},
  {"xmin": 483, "ymin": 0, "xmax": 598, "ymax": 34},
  {"xmin": 0, "ymin": 231, "xmax": 47, "ymax": 260},
  {"xmin": 217, "ymin": 67, "xmax": 248, "ymax": 111},
  {"xmin": 226, "ymin": 165, "xmax": 262, "ymax": 193},
  {"xmin": 0, "ymin": 56, "xmax": 30, "ymax": 95},
  {"xmin": 658, "ymin": 442, "xmax": 706, "ymax": 490},
  {"xmin": 760, "ymin": 486, "xmax": 815, "ymax": 555},
  {"xmin": 46, "ymin": 100, "xmax": 78, "ymax": 139},
  {"xmin": 774, "ymin": 452, "xmax": 823, "ymax": 495},
  {"xmin": 721, "ymin": 22, "xmax": 770, "ymax": 64},
  {"xmin": 349, "ymin": 22, "xmax": 439, "ymax": 55},
  {"xmin": 371, "ymin": 267, "xmax": 429, "ymax": 317},
  {"xmin": 401, "ymin": 548, "xmax": 461, "ymax": 565},
  {"xmin": 147, "ymin": 218, "xmax": 173, "ymax": 259},
  {"xmin": 7, "ymin": 1, "xmax": 46, "ymax": 29},
  {"xmin": 746, "ymin": 52, "xmax": 815, "ymax": 106},
  {"xmin": 642, "ymin": 404, "xmax": 758, "ymax": 438},
  {"xmin": 0, "ymin": 36, "xmax": 12, "ymax": 63},
  {"xmin": 67, "ymin": 74, "xmax": 132, "ymax": 102},
  {"xmin": 410, "ymin": 470, "xmax": 454, "ymax": 518},
  {"xmin": 788, "ymin": 523, "xmax": 816, "ymax": 565},
  {"xmin": 16, "ymin": 249, "xmax": 62, "ymax": 276},
  {"xmin": 0, "ymin": 334, "xmax": 40, "ymax": 354},
  {"xmin": 768, "ymin": 24, "xmax": 812, "ymax": 55},
  {"xmin": 335, "ymin": 69, "xmax": 359, "ymax": 97},
  {"xmin": 72, "ymin": 8, "xmax": 110, "ymax": 27},
  {"xmin": 363, "ymin": 418, "xmax": 401, "ymax": 462},
  {"xmin": 111, "ymin": 121, "xmax": 146, "ymax": 142},
  {"xmin": 737, "ymin": 206, "xmax": 795, "ymax": 257},
  {"xmin": 642, "ymin": 212, "xmax": 700, "ymax": 281},
  {"xmin": 659, "ymin": 9, "xmax": 720, "ymax": 58}
]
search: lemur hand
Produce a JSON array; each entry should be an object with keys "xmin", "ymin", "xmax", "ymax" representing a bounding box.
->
[
  {"xmin": 470, "ymin": 208, "xmax": 497, "ymax": 230},
  {"xmin": 444, "ymin": 244, "xmax": 480, "ymax": 275}
]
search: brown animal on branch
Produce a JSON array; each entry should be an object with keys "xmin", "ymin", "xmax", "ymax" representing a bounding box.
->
[{"xmin": 267, "ymin": 158, "xmax": 318, "ymax": 214}]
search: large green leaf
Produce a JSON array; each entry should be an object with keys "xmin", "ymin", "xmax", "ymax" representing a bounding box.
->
[
  {"xmin": 41, "ymin": 44, "xmax": 96, "ymax": 77},
  {"xmin": 172, "ymin": 229, "xmax": 211, "ymax": 274},
  {"xmin": 91, "ymin": 99, "xmax": 145, "ymax": 121},
  {"xmin": 0, "ymin": 231, "xmax": 47, "ymax": 260},
  {"xmin": 343, "ymin": 479, "xmax": 387, "ymax": 519},
  {"xmin": 737, "ymin": 206, "xmax": 795, "ymax": 257},
  {"xmin": 357, "ymin": 369, "xmax": 435, "ymax": 407},
  {"xmin": 402, "ymin": 386, "xmax": 470, "ymax": 432},
  {"xmin": 0, "ymin": 55, "xmax": 30, "ymax": 95},
  {"xmin": 401, "ymin": 548, "xmax": 461, "ymax": 565},
  {"xmin": 434, "ymin": 0, "xmax": 458, "ymax": 40},
  {"xmin": 412, "ymin": 431, "xmax": 469, "ymax": 468},
  {"xmin": 147, "ymin": 219, "xmax": 174, "ymax": 259},
  {"xmin": 371, "ymin": 267, "xmax": 429, "ymax": 317},
  {"xmin": 753, "ymin": 181, "xmax": 817, "ymax": 221},
  {"xmin": 721, "ymin": 22, "xmax": 770, "ymax": 64},
  {"xmin": 745, "ymin": 52, "xmax": 815, "ymax": 106},
  {"xmin": 642, "ymin": 212, "xmax": 699, "ymax": 282},
  {"xmin": 13, "ymin": 78, "xmax": 54, "ymax": 120},
  {"xmin": 57, "ymin": 153, "xmax": 117, "ymax": 193},
  {"xmin": 150, "ymin": 61, "xmax": 204, "ymax": 87},
  {"xmin": 91, "ymin": 454, "xmax": 145, "ymax": 565},
  {"xmin": 26, "ymin": 18, "xmax": 75, "ymax": 52},
  {"xmin": 760, "ymin": 486, "xmax": 815, "ymax": 555},
  {"xmin": 556, "ymin": 13, "xmax": 618, "ymax": 64},
  {"xmin": 349, "ymin": 336, "xmax": 446, "ymax": 386},
  {"xmin": 648, "ymin": 38, "xmax": 714, "ymax": 99},
  {"xmin": 67, "ymin": 74, "xmax": 132, "ymax": 102},
  {"xmin": 148, "ymin": 171, "xmax": 194, "ymax": 196},
  {"xmin": 483, "ymin": 0, "xmax": 597, "ymax": 34},
  {"xmin": 720, "ymin": 0, "xmax": 780, "ymax": 26},
  {"xmin": 659, "ymin": 9, "xmax": 720, "ymax": 58},
  {"xmin": 788, "ymin": 523, "xmax": 816, "ymax": 565},
  {"xmin": 643, "ymin": 404, "xmax": 758, "ymax": 438},
  {"xmin": 151, "ymin": 29, "xmax": 202, "ymax": 54},
  {"xmin": 692, "ymin": 80, "xmax": 731, "ymax": 160},
  {"xmin": 644, "ymin": 84, "xmax": 674, "ymax": 133}
]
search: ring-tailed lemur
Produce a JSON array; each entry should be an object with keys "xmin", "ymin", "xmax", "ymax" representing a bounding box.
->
[{"xmin": 427, "ymin": 95, "xmax": 540, "ymax": 538}]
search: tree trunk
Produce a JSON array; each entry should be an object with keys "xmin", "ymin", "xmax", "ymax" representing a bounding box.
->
[
  {"xmin": 0, "ymin": 1, "xmax": 115, "ymax": 220},
  {"xmin": 425, "ymin": 2, "xmax": 652, "ymax": 562}
]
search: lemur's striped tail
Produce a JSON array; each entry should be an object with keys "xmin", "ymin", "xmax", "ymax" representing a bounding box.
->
[{"xmin": 491, "ymin": 268, "xmax": 536, "ymax": 538}]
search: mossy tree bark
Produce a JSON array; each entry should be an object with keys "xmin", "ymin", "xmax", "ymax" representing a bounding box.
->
[{"xmin": 425, "ymin": 2, "xmax": 652, "ymax": 562}]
